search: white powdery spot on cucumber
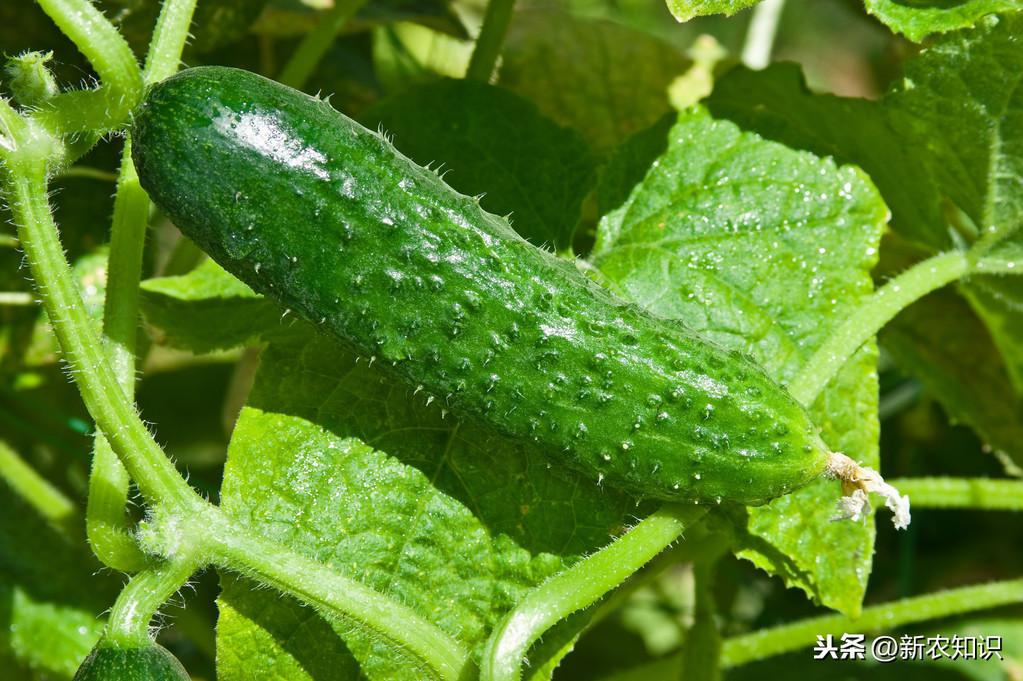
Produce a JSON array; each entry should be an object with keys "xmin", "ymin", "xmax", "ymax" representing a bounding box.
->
[{"xmin": 825, "ymin": 452, "xmax": 911, "ymax": 530}]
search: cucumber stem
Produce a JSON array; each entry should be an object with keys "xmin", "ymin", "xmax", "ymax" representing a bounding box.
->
[
  {"xmin": 680, "ymin": 558, "xmax": 723, "ymax": 681},
  {"xmin": 105, "ymin": 556, "xmax": 202, "ymax": 647},
  {"xmin": 480, "ymin": 505, "xmax": 707, "ymax": 681},
  {"xmin": 32, "ymin": 0, "xmax": 142, "ymax": 135},
  {"xmin": 88, "ymin": 137, "xmax": 153, "ymax": 574},
  {"xmin": 888, "ymin": 477, "xmax": 1023, "ymax": 511},
  {"xmin": 825, "ymin": 452, "xmax": 910, "ymax": 530},
  {"xmin": 6, "ymin": 156, "xmax": 204, "ymax": 514},
  {"xmin": 0, "ymin": 292, "xmax": 35, "ymax": 305},
  {"xmin": 142, "ymin": 0, "xmax": 199, "ymax": 83},
  {"xmin": 278, "ymin": 0, "xmax": 369, "ymax": 90},
  {"xmin": 741, "ymin": 0, "xmax": 786, "ymax": 70},
  {"xmin": 197, "ymin": 508, "xmax": 473, "ymax": 681},
  {"xmin": 87, "ymin": 0, "xmax": 202, "ymax": 574},
  {"xmin": 466, "ymin": 0, "xmax": 517, "ymax": 82},
  {"xmin": 56, "ymin": 166, "xmax": 120, "ymax": 182},
  {"xmin": 790, "ymin": 251, "xmax": 970, "ymax": 406},
  {"xmin": 721, "ymin": 576, "xmax": 1023, "ymax": 667}
]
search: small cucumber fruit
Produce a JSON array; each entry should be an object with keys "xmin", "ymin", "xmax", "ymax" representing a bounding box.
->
[
  {"xmin": 132, "ymin": 66, "xmax": 832, "ymax": 506},
  {"xmin": 73, "ymin": 641, "xmax": 189, "ymax": 681}
]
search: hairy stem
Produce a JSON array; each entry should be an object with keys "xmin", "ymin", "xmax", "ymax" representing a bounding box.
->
[
  {"xmin": 585, "ymin": 516, "xmax": 724, "ymax": 631},
  {"xmin": 278, "ymin": 0, "xmax": 369, "ymax": 90},
  {"xmin": 466, "ymin": 0, "xmax": 516, "ymax": 82},
  {"xmin": 199, "ymin": 509, "xmax": 472, "ymax": 681},
  {"xmin": 35, "ymin": 0, "xmax": 138, "ymax": 92},
  {"xmin": 0, "ymin": 440, "xmax": 77, "ymax": 534},
  {"xmin": 789, "ymin": 251, "xmax": 970, "ymax": 406},
  {"xmin": 6, "ymin": 156, "xmax": 202, "ymax": 513},
  {"xmin": 974, "ymin": 251, "xmax": 1023, "ymax": 275},
  {"xmin": 105, "ymin": 555, "xmax": 202, "ymax": 647},
  {"xmin": 88, "ymin": 137, "xmax": 152, "ymax": 573},
  {"xmin": 142, "ymin": 0, "xmax": 199, "ymax": 83},
  {"xmin": 33, "ymin": 0, "xmax": 142, "ymax": 135},
  {"xmin": 87, "ymin": 0, "xmax": 201, "ymax": 574},
  {"xmin": 721, "ymin": 577, "xmax": 1023, "ymax": 667},
  {"xmin": 680, "ymin": 559, "xmax": 722, "ymax": 681},
  {"xmin": 741, "ymin": 0, "xmax": 785, "ymax": 70},
  {"xmin": 8, "ymin": 150, "xmax": 479, "ymax": 677},
  {"xmin": 87, "ymin": 441, "xmax": 146, "ymax": 571},
  {"xmin": 891, "ymin": 477, "xmax": 1023, "ymax": 511},
  {"xmin": 480, "ymin": 505, "xmax": 708, "ymax": 681}
]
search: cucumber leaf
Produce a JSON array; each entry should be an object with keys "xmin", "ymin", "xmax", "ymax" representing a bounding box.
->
[
  {"xmin": 500, "ymin": 9, "xmax": 689, "ymax": 152},
  {"xmin": 706, "ymin": 15, "xmax": 1023, "ymax": 460},
  {"xmin": 881, "ymin": 286, "xmax": 1023, "ymax": 467},
  {"xmin": 665, "ymin": 0, "xmax": 760, "ymax": 22},
  {"xmin": 139, "ymin": 260, "xmax": 279, "ymax": 354},
  {"xmin": 597, "ymin": 114, "xmax": 675, "ymax": 220},
  {"xmin": 863, "ymin": 0, "xmax": 1021, "ymax": 42},
  {"xmin": 705, "ymin": 63, "xmax": 948, "ymax": 251},
  {"xmin": 0, "ymin": 469, "xmax": 115, "ymax": 678},
  {"xmin": 884, "ymin": 13, "xmax": 1023, "ymax": 399},
  {"xmin": 358, "ymin": 0, "xmax": 467, "ymax": 39},
  {"xmin": 362, "ymin": 79, "xmax": 597, "ymax": 250},
  {"xmin": 885, "ymin": 13, "xmax": 1023, "ymax": 245},
  {"xmin": 371, "ymin": 22, "xmax": 472, "ymax": 94},
  {"xmin": 961, "ymin": 274, "xmax": 1023, "ymax": 394},
  {"xmin": 216, "ymin": 327, "xmax": 646, "ymax": 679},
  {"xmin": 592, "ymin": 107, "xmax": 888, "ymax": 616},
  {"xmin": 709, "ymin": 13, "xmax": 1023, "ymax": 250}
]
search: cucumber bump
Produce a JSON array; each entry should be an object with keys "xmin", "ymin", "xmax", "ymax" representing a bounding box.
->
[{"xmin": 131, "ymin": 66, "xmax": 904, "ymax": 516}]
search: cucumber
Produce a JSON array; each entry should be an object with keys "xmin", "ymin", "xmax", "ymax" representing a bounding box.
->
[
  {"xmin": 132, "ymin": 66, "xmax": 831, "ymax": 506},
  {"xmin": 73, "ymin": 641, "xmax": 189, "ymax": 681}
]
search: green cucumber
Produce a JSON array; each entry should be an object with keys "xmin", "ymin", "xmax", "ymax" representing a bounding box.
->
[
  {"xmin": 132, "ymin": 66, "xmax": 831, "ymax": 506},
  {"xmin": 73, "ymin": 641, "xmax": 189, "ymax": 681}
]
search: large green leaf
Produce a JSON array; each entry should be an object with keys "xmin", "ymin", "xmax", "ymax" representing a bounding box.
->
[
  {"xmin": 0, "ymin": 474, "xmax": 115, "ymax": 678},
  {"xmin": 961, "ymin": 274, "xmax": 1023, "ymax": 393},
  {"xmin": 596, "ymin": 114, "xmax": 675, "ymax": 220},
  {"xmin": 883, "ymin": 286, "xmax": 1023, "ymax": 466},
  {"xmin": 705, "ymin": 63, "xmax": 948, "ymax": 251},
  {"xmin": 886, "ymin": 13, "xmax": 1023, "ymax": 244},
  {"xmin": 711, "ymin": 13, "xmax": 1023, "ymax": 248},
  {"xmin": 883, "ymin": 13, "xmax": 1023, "ymax": 402},
  {"xmin": 499, "ymin": 9, "xmax": 689, "ymax": 152},
  {"xmin": 139, "ymin": 259, "xmax": 279, "ymax": 354},
  {"xmin": 863, "ymin": 0, "xmax": 1021, "ymax": 42},
  {"xmin": 592, "ymin": 107, "xmax": 887, "ymax": 615},
  {"xmin": 706, "ymin": 16, "xmax": 1023, "ymax": 460},
  {"xmin": 216, "ymin": 327, "xmax": 645, "ymax": 679},
  {"xmin": 362, "ymin": 79, "xmax": 597, "ymax": 250}
]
